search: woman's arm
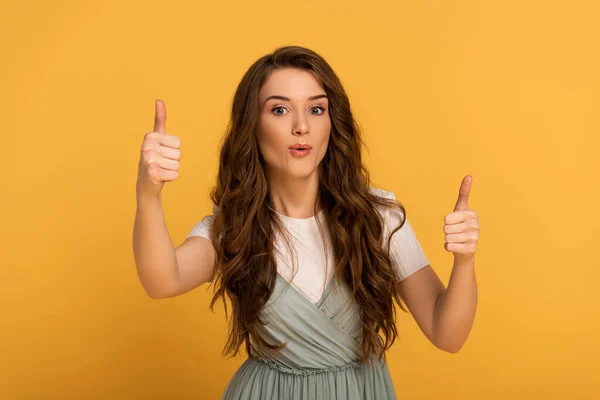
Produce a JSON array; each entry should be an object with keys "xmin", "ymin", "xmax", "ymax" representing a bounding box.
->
[{"xmin": 396, "ymin": 259, "xmax": 478, "ymax": 354}]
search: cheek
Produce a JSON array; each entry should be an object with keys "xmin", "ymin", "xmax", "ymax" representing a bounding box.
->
[
  {"xmin": 259, "ymin": 131, "xmax": 286, "ymax": 151},
  {"xmin": 257, "ymin": 120, "xmax": 276, "ymax": 146},
  {"xmin": 259, "ymin": 117, "xmax": 286, "ymax": 144},
  {"xmin": 256, "ymin": 127, "xmax": 285, "ymax": 162},
  {"xmin": 318, "ymin": 124, "xmax": 331, "ymax": 150},
  {"xmin": 318, "ymin": 141, "xmax": 329, "ymax": 160}
]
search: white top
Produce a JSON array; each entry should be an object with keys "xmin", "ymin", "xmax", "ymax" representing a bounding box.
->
[{"xmin": 186, "ymin": 187, "xmax": 430, "ymax": 304}]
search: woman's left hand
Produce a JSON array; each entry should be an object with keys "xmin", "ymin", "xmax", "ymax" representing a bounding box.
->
[{"xmin": 443, "ymin": 175, "xmax": 480, "ymax": 264}]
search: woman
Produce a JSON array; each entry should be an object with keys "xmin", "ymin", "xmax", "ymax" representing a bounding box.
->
[{"xmin": 134, "ymin": 45, "xmax": 480, "ymax": 399}]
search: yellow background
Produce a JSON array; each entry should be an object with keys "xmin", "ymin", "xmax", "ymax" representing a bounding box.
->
[{"xmin": 2, "ymin": 0, "xmax": 599, "ymax": 398}]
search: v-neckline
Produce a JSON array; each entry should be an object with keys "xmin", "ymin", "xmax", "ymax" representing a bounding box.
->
[{"xmin": 275, "ymin": 271, "xmax": 337, "ymax": 307}]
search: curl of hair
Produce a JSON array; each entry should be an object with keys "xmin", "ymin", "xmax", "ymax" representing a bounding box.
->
[{"xmin": 205, "ymin": 45, "xmax": 409, "ymax": 365}]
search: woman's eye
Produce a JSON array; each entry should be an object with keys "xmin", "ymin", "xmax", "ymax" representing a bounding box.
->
[
  {"xmin": 272, "ymin": 106, "xmax": 287, "ymax": 115},
  {"xmin": 311, "ymin": 106, "xmax": 325, "ymax": 115},
  {"xmin": 271, "ymin": 106, "xmax": 326, "ymax": 116}
]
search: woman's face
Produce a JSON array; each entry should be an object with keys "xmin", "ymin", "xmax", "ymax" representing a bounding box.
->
[{"xmin": 257, "ymin": 68, "xmax": 331, "ymax": 180}]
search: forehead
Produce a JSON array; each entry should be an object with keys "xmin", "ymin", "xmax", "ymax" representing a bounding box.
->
[{"xmin": 259, "ymin": 68, "xmax": 325, "ymax": 100}]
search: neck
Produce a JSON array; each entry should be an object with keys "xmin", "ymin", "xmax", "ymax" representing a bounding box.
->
[{"xmin": 266, "ymin": 169, "xmax": 321, "ymax": 219}]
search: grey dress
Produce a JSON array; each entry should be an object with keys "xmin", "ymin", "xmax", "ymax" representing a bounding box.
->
[
  {"xmin": 186, "ymin": 188, "xmax": 431, "ymax": 399},
  {"xmin": 219, "ymin": 272, "xmax": 397, "ymax": 399}
]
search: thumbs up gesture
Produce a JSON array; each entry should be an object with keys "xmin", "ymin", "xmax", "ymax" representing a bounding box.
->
[
  {"xmin": 136, "ymin": 99, "xmax": 182, "ymax": 198},
  {"xmin": 443, "ymin": 175, "xmax": 480, "ymax": 264}
]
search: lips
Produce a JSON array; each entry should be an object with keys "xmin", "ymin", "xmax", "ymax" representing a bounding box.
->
[{"xmin": 289, "ymin": 144, "xmax": 312, "ymax": 150}]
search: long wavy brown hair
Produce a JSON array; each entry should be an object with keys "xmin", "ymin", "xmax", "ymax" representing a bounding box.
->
[{"xmin": 205, "ymin": 45, "xmax": 409, "ymax": 365}]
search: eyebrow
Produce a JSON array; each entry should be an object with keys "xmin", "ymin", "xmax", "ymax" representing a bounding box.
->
[{"xmin": 263, "ymin": 94, "xmax": 328, "ymax": 106}]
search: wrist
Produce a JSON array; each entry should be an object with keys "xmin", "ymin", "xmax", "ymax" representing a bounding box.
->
[{"xmin": 136, "ymin": 184, "xmax": 161, "ymax": 204}]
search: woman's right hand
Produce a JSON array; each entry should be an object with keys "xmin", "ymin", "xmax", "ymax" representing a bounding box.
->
[{"xmin": 136, "ymin": 99, "xmax": 182, "ymax": 198}]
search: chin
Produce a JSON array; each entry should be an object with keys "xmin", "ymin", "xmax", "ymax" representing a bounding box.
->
[{"xmin": 289, "ymin": 169, "xmax": 318, "ymax": 179}]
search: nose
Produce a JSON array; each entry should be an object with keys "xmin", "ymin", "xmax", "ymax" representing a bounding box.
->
[{"xmin": 292, "ymin": 115, "xmax": 310, "ymax": 137}]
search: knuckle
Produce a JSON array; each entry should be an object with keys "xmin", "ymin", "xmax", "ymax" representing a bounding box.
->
[
  {"xmin": 146, "ymin": 131, "xmax": 159, "ymax": 140},
  {"xmin": 141, "ymin": 143, "xmax": 155, "ymax": 153},
  {"xmin": 144, "ymin": 157, "xmax": 157, "ymax": 167}
]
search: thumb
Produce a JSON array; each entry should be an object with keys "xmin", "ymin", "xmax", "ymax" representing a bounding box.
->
[
  {"xmin": 153, "ymin": 99, "xmax": 167, "ymax": 134},
  {"xmin": 453, "ymin": 175, "xmax": 473, "ymax": 212}
]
